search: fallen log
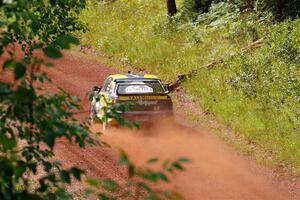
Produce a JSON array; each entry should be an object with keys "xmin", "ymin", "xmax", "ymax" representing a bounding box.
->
[{"xmin": 169, "ymin": 38, "xmax": 264, "ymax": 91}]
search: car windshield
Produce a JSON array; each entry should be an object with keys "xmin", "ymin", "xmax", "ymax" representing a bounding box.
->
[{"xmin": 117, "ymin": 83, "xmax": 165, "ymax": 94}]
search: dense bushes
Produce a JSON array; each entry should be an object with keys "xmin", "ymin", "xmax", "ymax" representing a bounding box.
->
[
  {"xmin": 180, "ymin": 0, "xmax": 213, "ymax": 20},
  {"xmin": 236, "ymin": 0, "xmax": 300, "ymax": 19},
  {"xmin": 180, "ymin": 0, "xmax": 300, "ymax": 20},
  {"xmin": 229, "ymin": 21, "xmax": 299, "ymax": 120}
]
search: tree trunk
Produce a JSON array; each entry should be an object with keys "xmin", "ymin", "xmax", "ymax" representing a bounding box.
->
[
  {"xmin": 276, "ymin": 0, "xmax": 284, "ymax": 20},
  {"xmin": 245, "ymin": 0, "xmax": 255, "ymax": 10},
  {"xmin": 166, "ymin": 0, "xmax": 177, "ymax": 16}
]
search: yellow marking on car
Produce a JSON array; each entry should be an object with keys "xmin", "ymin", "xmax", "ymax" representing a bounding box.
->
[
  {"xmin": 144, "ymin": 74, "xmax": 159, "ymax": 79},
  {"xmin": 98, "ymin": 92, "xmax": 113, "ymax": 103},
  {"xmin": 110, "ymin": 74, "xmax": 128, "ymax": 79},
  {"xmin": 118, "ymin": 95, "xmax": 168, "ymax": 101},
  {"xmin": 110, "ymin": 74, "xmax": 160, "ymax": 79}
]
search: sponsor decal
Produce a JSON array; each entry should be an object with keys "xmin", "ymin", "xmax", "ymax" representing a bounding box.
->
[
  {"xmin": 124, "ymin": 85, "xmax": 153, "ymax": 94},
  {"xmin": 137, "ymin": 100, "xmax": 158, "ymax": 106},
  {"xmin": 119, "ymin": 95, "xmax": 168, "ymax": 100}
]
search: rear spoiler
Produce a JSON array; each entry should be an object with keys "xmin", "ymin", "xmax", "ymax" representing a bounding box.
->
[{"xmin": 115, "ymin": 78, "xmax": 160, "ymax": 83}]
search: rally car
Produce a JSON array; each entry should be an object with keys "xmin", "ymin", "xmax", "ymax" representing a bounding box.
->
[{"xmin": 89, "ymin": 73, "xmax": 173, "ymax": 128}]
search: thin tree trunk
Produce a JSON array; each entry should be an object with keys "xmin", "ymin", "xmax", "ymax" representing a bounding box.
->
[
  {"xmin": 166, "ymin": 0, "xmax": 177, "ymax": 16},
  {"xmin": 246, "ymin": 0, "xmax": 255, "ymax": 10},
  {"xmin": 276, "ymin": 0, "xmax": 284, "ymax": 20}
]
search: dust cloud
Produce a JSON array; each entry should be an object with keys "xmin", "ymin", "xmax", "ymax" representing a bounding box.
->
[{"xmin": 92, "ymin": 120, "xmax": 293, "ymax": 200}]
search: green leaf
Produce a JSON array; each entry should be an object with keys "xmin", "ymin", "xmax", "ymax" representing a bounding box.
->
[
  {"xmin": 60, "ymin": 170, "xmax": 71, "ymax": 184},
  {"xmin": 156, "ymin": 172, "xmax": 169, "ymax": 182},
  {"xmin": 43, "ymin": 161, "xmax": 52, "ymax": 172},
  {"xmin": 28, "ymin": 163, "xmax": 37, "ymax": 174},
  {"xmin": 0, "ymin": 133, "xmax": 17, "ymax": 151},
  {"xmin": 44, "ymin": 132, "xmax": 55, "ymax": 149},
  {"xmin": 140, "ymin": 170, "xmax": 157, "ymax": 182},
  {"xmin": 172, "ymin": 162, "xmax": 184, "ymax": 171},
  {"xmin": 98, "ymin": 193, "xmax": 116, "ymax": 200},
  {"xmin": 43, "ymin": 44, "xmax": 62, "ymax": 58},
  {"xmin": 144, "ymin": 194, "xmax": 158, "ymax": 200},
  {"xmin": 118, "ymin": 149, "xmax": 129, "ymax": 166},
  {"xmin": 163, "ymin": 189, "xmax": 183, "ymax": 199},
  {"xmin": 3, "ymin": 59, "xmax": 14, "ymax": 69},
  {"xmin": 87, "ymin": 178, "xmax": 99, "ymax": 186},
  {"xmin": 84, "ymin": 189, "xmax": 94, "ymax": 197},
  {"xmin": 71, "ymin": 167, "xmax": 83, "ymax": 181},
  {"xmin": 100, "ymin": 179, "xmax": 119, "ymax": 192},
  {"xmin": 55, "ymin": 35, "xmax": 80, "ymax": 49},
  {"xmin": 14, "ymin": 62, "xmax": 26, "ymax": 80},
  {"xmin": 138, "ymin": 182, "xmax": 153, "ymax": 192},
  {"xmin": 178, "ymin": 157, "xmax": 191, "ymax": 163},
  {"xmin": 128, "ymin": 164, "xmax": 135, "ymax": 177},
  {"xmin": 147, "ymin": 157, "xmax": 159, "ymax": 164},
  {"xmin": 55, "ymin": 188, "xmax": 70, "ymax": 199}
]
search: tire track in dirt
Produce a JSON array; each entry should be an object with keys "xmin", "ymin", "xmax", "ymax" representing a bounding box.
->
[
  {"xmin": 47, "ymin": 51, "xmax": 299, "ymax": 200},
  {"xmin": 55, "ymin": 139, "xmax": 126, "ymax": 181}
]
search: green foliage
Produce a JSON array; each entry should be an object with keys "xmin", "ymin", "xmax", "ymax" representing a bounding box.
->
[
  {"xmin": 195, "ymin": 2, "xmax": 240, "ymax": 25},
  {"xmin": 234, "ymin": 0, "xmax": 300, "ymax": 20},
  {"xmin": 80, "ymin": 0, "xmax": 300, "ymax": 173},
  {"xmin": 180, "ymin": 0, "xmax": 213, "ymax": 21},
  {"xmin": 0, "ymin": 0, "xmax": 91, "ymax": 199},
  {"xmin": 179, "ymin": 0, "xmax": 300, "ymax": 20},
  {"xmin": 184, "ymin": 20, "xmax": 300, "ymax": 171},
  {"xmin": 229, "ymin": 21, "xmax": 300, "ymax": 112}
]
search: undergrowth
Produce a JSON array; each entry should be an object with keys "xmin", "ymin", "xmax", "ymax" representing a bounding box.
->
[{"xmin": 79, "ymin": 0, "xmax": 300, "ymax": 174}]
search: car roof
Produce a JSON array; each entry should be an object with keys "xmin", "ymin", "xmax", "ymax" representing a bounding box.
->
[{"xmin": 109, "ymin": 74, "xmax": 161, "ymax": 82}]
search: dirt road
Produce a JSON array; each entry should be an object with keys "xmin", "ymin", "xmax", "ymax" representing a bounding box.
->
[{"xmin": 47, "ymin": 51, "xmax": 299, "ymax": 200}]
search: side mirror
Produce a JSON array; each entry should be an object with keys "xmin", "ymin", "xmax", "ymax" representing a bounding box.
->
[
  {"xmin": 92, "ymin": 86, "xmax": 101, "ymax": 92},
  {"xmin": 162, "ymin": 84, "xmax": 170, "ymax": 94}
]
